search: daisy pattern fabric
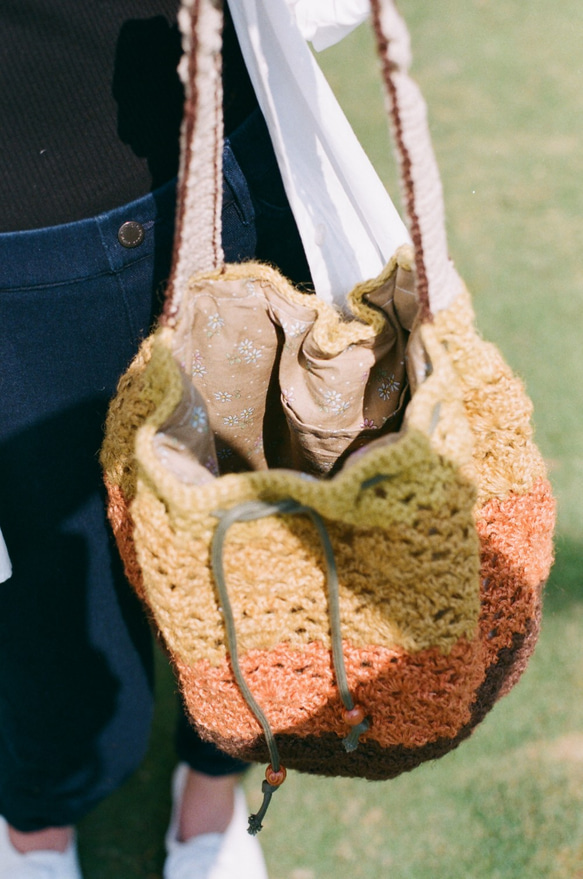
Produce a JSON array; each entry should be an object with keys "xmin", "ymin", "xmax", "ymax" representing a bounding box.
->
[{"xmin": 101, "ymin": 0, "xmax": 555, "ymax": 787}]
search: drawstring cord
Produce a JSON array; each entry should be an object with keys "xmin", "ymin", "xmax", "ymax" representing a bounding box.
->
[{"xmin": 211, "ymin": 499, "xmax": 370, "ymax": 834}]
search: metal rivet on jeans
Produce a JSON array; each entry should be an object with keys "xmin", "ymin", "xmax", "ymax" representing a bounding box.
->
[{"xmin": 118, "ymin": 221, "xmax": 145, "ymax": 248}]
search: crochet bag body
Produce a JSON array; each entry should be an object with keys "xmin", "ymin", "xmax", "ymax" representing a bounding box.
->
[{"xmin": 101, "ymin": 0, "xmax": 555, "ymax": 797}]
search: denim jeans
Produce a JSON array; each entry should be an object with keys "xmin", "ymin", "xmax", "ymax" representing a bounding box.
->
[{"xmin": 0, "ymin": 109, "xmax": 310, "ymax": 831}]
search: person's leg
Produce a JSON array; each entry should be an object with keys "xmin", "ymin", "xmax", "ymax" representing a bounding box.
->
[
  {"xmin": 173, "ymin": 711, "xmax": 249, "ymax": 839},
  {"xmin": 7, "ymin": 827, "xmax": 73, "ymax": 855},
  {"xmin": 0, "ymin": 104, "xmax": 309, "ymax": 865},
  {"xmin": 0, "ymin": 183, "xmax": 176, "ymax": 851}
]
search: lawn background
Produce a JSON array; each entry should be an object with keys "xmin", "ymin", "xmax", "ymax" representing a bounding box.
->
[{"xmin": 79, "ymin": 0, "xmax": 583, "ymax": 876}]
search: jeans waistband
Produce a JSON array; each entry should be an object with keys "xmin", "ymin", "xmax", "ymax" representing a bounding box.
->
[{"xmin": 0, "ymin": 178, "xmax": 177, "ymax": 291}]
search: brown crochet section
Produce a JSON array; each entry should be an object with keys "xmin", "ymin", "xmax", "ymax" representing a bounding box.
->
[{"xmin": 170, "ymin": 478, "xmax": 553, "ymax": 777}]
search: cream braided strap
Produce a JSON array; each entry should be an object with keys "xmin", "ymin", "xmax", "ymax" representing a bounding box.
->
[
  {"xmin": 370, "ymin": 0, "xmax": 464, "ymax": 319},
  {"xmin": 164, "ymin": 0, "xmax": 224, "ymax": 326}
]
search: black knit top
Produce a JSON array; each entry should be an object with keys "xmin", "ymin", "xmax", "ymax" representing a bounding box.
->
[{"xmin": 0, "ymin": 0, "xmax": 256, "ymax": 231}]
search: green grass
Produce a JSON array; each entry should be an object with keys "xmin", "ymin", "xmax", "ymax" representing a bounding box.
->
[{"xmin": 79, "ymin": 1, "xmax": 583, "ymax": 875}]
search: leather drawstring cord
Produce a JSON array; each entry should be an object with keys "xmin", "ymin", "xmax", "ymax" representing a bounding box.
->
[{"xmin": 211, "ymin": 498, "xmax": 370, "ymax": 834}]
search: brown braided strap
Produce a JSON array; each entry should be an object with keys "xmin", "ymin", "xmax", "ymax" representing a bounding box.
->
[{"xmin": 370, "ymin": 0, "xmax": 464, "ymax": 319}]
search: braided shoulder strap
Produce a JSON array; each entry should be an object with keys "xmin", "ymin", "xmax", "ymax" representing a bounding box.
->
[
  {"xmin": 164, "ymin": 0, "xmax": 224, "ymax": 325},
  {"xmin": 370, "ymin": 0, "xmax": 463, "ymax": 319}
]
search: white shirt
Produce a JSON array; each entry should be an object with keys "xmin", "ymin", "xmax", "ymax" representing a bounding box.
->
[
  {"xmin": 229, "ymin": 0, "xmax": 410, "ymax": 306},
  {"xmin": 289, "ymin": 0, "xmax": 371, "ymax": 50}
]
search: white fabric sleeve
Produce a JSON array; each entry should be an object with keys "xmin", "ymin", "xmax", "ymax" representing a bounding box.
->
[
  {"xmin": 287, "ymin": 0, "xmax": 371, "ymax": 51},
  {"xmin": 0, "ymin": 527, "xmax": 12, "ymax": 583}
]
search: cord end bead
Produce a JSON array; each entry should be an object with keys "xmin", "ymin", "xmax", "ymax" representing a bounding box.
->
[
  {"xmin": 342, "ymin": 704, "xmax": 366, "ymax": 726},
  {"xmin": 247, "ymin": 766, "xmax": 287, "ymax": 835},
  {"xmin": 342, "ymin": 705, "xmax": 370, "ymax": 752},
  {"xmin": 265, "ymin": 764, "xmax": 287, "ymax": 787}
]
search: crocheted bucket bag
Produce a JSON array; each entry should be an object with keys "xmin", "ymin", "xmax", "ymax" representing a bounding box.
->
[{"xmin": 101, "ymin": 0, "xmax": 555, "ymax": 829}]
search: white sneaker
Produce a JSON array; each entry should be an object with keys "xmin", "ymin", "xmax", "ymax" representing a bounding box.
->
[
  {"xmin": 0, "ymin": 816, "xmax": 82, "ymax": 879},
  {"xmin": 163, "ymin": 765, "xmax": 268, "ymax": 879}
]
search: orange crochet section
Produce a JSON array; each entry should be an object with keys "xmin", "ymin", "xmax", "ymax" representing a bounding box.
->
[
  {"xmin": 104, "ymin": 479, "xmax": 145, "ymax": 601},
  {"xmin": 176, "ymin": 636, "xmax": 485, "ymax": 753},
  {"xmin": 173, "ymin": 616, "xmax": 541, "ymax": 780},
  {"xmin": 476, "ymin": 477, "xmax": 555, "ymax": 667}
]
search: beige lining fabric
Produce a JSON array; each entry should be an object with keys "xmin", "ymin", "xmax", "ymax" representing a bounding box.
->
[{"xmin": 156, "ymin": 248, "xmax": 418, "ymax": 482}]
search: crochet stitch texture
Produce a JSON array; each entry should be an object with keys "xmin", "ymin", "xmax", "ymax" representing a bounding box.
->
[{"xmin": 101, "ymin": 262, "xmax": 554, "ymax": 779}]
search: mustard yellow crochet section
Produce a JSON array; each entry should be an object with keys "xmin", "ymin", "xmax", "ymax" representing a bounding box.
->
[
  {"xmin": 432, "ymin": 287, "xmax": 547, "ymax": 507},
  {"xmin": 131, "ymin": 435, "xmax": 479, "ymax": 667},
  {"xmin": 121, "ymin": 287, "xmax": 480, "ymax": 666},
  {"xmin": 101, "ymin": 332, "xmax": 180, "ymax": 503}
]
